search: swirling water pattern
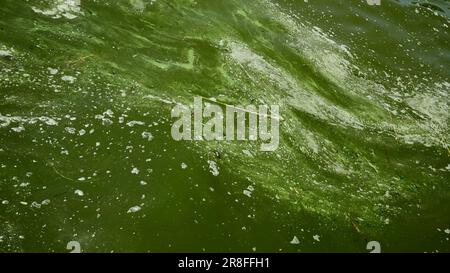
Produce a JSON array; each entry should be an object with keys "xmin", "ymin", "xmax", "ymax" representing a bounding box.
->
[{"xmin": 0, "ymin": 0, "xmax": 449, "ymax": 252}]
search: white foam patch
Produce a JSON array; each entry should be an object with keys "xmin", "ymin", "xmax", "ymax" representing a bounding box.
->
[
  {"xmin": 0, "ymin": 114, "xmax": 59, "ymax": 128},
  {"xmin": 406, "ymin": 93, "xmax": 449, "ymax": 127},
  {"xmin": 254, "ymin": 0, "xmax": 449, "ymax": 150},
  {"xmin": 32, "ymin": 0, "xmax": 84, "ymax": 20},
  {"xmin": 130, "ymin": 0, "xmax": 156, "ymax": 12},
  {"xmin": 207, "ymin": 160, "xmax": 219, "ymax": 176},
  {"xmin": 0, "ymin": 49, "xmax": 13, "ymax": 58},
  {"xmin": 127, "ymin": 205, "xmax": 142, "ymax": 213},
  {"xmin": 225, "ymin": 40, "xmax": 364, "ymax": 129},
  {"xmin": 61, "ymin": 75, "xmax": 76, "ymax": 83}
]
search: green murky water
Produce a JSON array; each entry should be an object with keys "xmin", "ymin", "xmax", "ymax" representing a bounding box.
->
[{"xmin": 0, "ymin": 0, "xmax": 449, "ymax": 252}]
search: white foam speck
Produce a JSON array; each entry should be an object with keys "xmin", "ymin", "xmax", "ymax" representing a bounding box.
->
[
  {"xmin": 127, "ymin": 205, "xmax": 141, "ymax": 213},
  {"xmin": 48, "ymin": 68, "xmax": 59, "ymax": 75},
  {"xmin": 141, "ymin": 131, "xmax": 153, "ymax": 141},
  {"xmin": 313, "ymin": 235, "xmax": 320, "ymax": 242},
  {"xmin": 243, "ymin": 185, "xmax": 254, "ymax": 197},
  {"xmin": 127, "ymin": 120, "xmax": 145, "ymax": 127},
  {"xmin": 207, "ymin": 160, "xmax": 219, "ymax": 176},
  {"xmin": 61, "ymin": 75, "xmax": 76, "ymax": 83},
  {"xmin": 290, "ymin": 236, "xmax": 300, "ymax": 245},
  {"xmin": 74, "ymin": 189, "xmax": 84, "ymax": 196},
  {"xmin": 11, "ymin": 126, "xmax": 25, "ymax": 133},
  {"xmin": 65, "ymin": 127, "xmax": 76, "ymax": 134}
]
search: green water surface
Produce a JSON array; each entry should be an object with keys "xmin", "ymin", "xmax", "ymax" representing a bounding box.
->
[{"xmin": 0, "ymin": 0, "xmax": 449, "ymax": 252}]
